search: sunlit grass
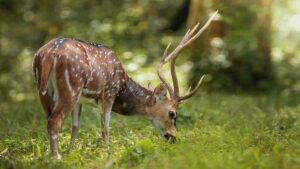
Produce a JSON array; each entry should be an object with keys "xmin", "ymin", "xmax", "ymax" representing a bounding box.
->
[{"xmin": 1, "ymin": 92, "xmax": 300, "ymax": 169}]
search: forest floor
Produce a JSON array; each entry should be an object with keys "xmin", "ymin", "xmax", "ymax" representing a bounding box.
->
[{"xmin": 0, "ymin": 92, "xmax": 300, "ymax": 169}]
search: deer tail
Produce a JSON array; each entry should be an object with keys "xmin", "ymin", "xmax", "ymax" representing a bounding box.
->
[{"xmin": 33, "ymin": 51, "xmax": 55, "ymax": 96}]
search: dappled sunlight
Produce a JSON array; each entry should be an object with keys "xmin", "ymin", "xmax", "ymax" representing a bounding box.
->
[{"xmin": 1, "ymin": 0, "xmax": 300, "ymax": 168}]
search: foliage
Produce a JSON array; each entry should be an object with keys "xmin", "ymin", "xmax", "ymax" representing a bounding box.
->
[
  {"xmin": 1, "ymin": 0, "xmax": 300, "ymax": 100},
  {"xmin": 272, "ymin": 0, "xmax": 300, "ymax": 93},
  {"xmin": 187, "ymin": 0, "xmax": 300, "ymax": 92},
  {"xmin": 190, "ymin": 1, "xmax": 274, "ymax": 91},
  {"xmin": 1, "ymin": 93, "xmax": 300, "ymax": 169},
  {"xmin": 0, "ymin": 0, "xmax": 184, "ymax": 102}
]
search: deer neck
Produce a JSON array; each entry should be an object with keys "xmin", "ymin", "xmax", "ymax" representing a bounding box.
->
[{"xmin": 112, "ymin": 77, "xmax": 155, "ymax": 116}]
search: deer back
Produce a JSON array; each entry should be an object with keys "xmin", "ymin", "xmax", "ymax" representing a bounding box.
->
[{"xmin": 33, "ymin": 38, "xmax": 127, "ymax": 101}]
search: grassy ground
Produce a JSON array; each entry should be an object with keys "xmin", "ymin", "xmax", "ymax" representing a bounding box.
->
[{"xmin": 0, "ymin": 92, "xmax": 300, "ymax": 169}]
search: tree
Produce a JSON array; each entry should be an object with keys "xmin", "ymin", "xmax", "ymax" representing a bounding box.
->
[
  {"xmin": 187, "ymin": 0, "xmax": 274, "ymax": 91},
  {"xmin": 186, "ymin": 0, "xmax": 211, "ymax": 86}
]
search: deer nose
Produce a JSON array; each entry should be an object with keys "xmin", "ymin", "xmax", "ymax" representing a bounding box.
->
[{"xmin": 164, "ymin": 133, "xmax": 176, "ymax": 143}]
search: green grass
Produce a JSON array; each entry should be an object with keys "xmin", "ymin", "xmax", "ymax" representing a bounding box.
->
[{"xmin": 1, "ymin": 92, "xmax": 300, "ymax": 169}]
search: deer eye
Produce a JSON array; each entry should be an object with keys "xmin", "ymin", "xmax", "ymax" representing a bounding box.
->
[{"xmin": 168, "ymin": 111, "xmax": 175, "ymax": 119}]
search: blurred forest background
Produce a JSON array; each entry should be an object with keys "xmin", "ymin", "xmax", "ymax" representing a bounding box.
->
[
  {"xmin": 1, "ymin": 0, "xmax": 300, "ymax": 103},
  {"xmin": 1, "ymin": 1, "xmax": 300, "ymax": 168}
]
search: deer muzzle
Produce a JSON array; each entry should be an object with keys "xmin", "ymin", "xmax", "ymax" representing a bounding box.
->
[{"xmin": 164, "ymin": 133, "xmax": 176, "ymax": 143}]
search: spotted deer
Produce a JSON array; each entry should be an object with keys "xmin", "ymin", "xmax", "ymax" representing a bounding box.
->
[{"xmin": 32, "ymin": 11, "xmax": 218, "ymax": 159}]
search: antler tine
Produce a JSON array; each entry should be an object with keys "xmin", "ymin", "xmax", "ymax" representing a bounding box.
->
[
  {"xmin": 165, "ymin": 11, "xmax": 218, "ymax": 63},
  {"xmin": 181, "ymin": 28, "xmax": 191, "ymax": 45},
  {"xmin": 178, "ymin": 75, "xmax": 205, "ymax": 102},
  {"xmin": 180, "ymin": 23, "xmax": 200, "ymax": 45},
  {"xmin": 162, "ymin": 42, "xmax": 172, "ymax": 63},
  {"xmin": 164, "ymin": 11, "xmax": 218, "ymax": 64},
  {"xmin": 170, "ymin": 58, "xmax": 179, "ymax": 95},
  {"xmin": 157, "ymin": 63, "xmax": 175, "ymax": 99},
  {"xmin": 184, "ymin": 11, "xmax": 218, "ymax": 47},
  {"xmin": 157, "ymin": 42, "xmax": 176, "ymax": 99},
  {"xmin": 186, "ymin": 86, "xmax": 192, "ymax": 94},
  {"xmin": 183, "ymin": 22, "xmax": 200, "ymax": 43},
  {"xmin": 190, "ymin": 22, "xmax": 201, "ymax": 35}
]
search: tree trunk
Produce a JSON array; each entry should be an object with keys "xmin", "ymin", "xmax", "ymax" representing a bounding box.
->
[
  {"xmin": 255, "ymin": 0, "xmax": 273, "ymax": 81},
  {"xmin": 187, "ymin": 0, "xmax": 210, "ymax": 86}
]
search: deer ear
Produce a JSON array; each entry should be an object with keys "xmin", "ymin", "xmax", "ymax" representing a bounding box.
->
[{"xmin": 154, "ymin": 83, "xmax": 168, "ymax": 100}]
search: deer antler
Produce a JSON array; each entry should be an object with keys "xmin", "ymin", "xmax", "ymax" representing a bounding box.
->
[{"xmin": 157, "ymin": 11, "xmax": 218, "ymax": 102}]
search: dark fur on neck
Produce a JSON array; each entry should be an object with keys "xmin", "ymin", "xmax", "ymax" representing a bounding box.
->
[{"xmin": 112, "ymin": 76, "xmax": 155, "ymax": 116}]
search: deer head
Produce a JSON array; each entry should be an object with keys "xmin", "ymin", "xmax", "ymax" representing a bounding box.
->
[{"xmin": 144, "ymin": 11, "xmax": 218, "ymax": 143}]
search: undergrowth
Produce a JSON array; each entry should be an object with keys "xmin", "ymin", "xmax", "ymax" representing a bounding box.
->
[{"xmin": 0, "ymin": 92, "xmax": 300, "ymax": 169}]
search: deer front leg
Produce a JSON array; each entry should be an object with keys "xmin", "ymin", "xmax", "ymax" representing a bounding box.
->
[
  {"xmin": 100, "ymin": 99, "xmax": 113, "ymax": 145},
  {"xmin": 70, "ymin": 104, "xmax": 82, "ymax": 146}
]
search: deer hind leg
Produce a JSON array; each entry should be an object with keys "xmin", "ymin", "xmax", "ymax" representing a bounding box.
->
[
  {"xmin": 47, "ymin": 95, "xmax": 78, "ymax": 159},
  {"xmin": 39, "ymin": 91, "xmax": 54, "ymax": 118},
  {"xmin": 39, "ymin": 67, "xmax": 58, "ymax": 119},
  {"xmin": 70, "ymin": 104, "xmax": 82, "ymax": 145},
  {"xmin": 47, "ymin": 68, "xmax": 82, "ymax": 159},
  {"xmin": 38, "ymin": 73, "xmax": 57, "ymax": 118},
  {"xmin": 100, "ymin": 99, "xmax": 114, "ymax": 145}
]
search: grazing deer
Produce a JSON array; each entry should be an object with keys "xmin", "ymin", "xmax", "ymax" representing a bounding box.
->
[{"xmin": 32, "ymin": 11, "xmax": 218, "ymax": 159}]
